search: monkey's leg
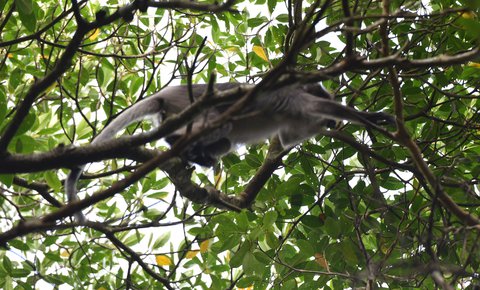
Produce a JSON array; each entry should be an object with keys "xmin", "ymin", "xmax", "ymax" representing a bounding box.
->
[
  {"xmin": 302, "ymin": 93, "xmax": 395, "ymax": 126},
  {"xmin": 184, "ymin": 138, "xmax": 232, "ymax": 167},
  {"xmin": 166, "ymin": 124, "xmax": 233, "ymax": 167}
]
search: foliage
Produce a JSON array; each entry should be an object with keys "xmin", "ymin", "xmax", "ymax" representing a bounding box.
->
[{"xmin": 0, "ymin": 0, "xmax": 480, "ymax": 289}]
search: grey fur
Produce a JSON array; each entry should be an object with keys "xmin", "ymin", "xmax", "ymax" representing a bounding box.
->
[{"xmin": 66, "ymin": 82, "xmax": 393, "ymax": 222}]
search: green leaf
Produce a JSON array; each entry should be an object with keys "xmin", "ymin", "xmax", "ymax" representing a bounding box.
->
[
  {"xmin": 45, "ymin": 252, "xmax": 63, "ymax": 262},
  {"xmin": 324, "ymin": 217, "xmax": 341, "ymax": 238},
  {"xmin": 0, "ymin": 175, "xmax": 14, "ymax": 187},
  {"xmin": 3, "ymin": 276, "xmax": 13, "ymax": 290},
  {"xmin": 105, "ymin": 202, "xmax": 117, "ymax": 218},
  {"xmin": 0, "ymin": 0, "xmax": 7, "ymax": 11},
  {"xmin": 340, "ymin": 240, "xmax": 359, "ymax": 265},
  {"xmin": 44, "ymin": 171, "xmax": 61, "ymax": 192},
  {"xmin": 15, "ymin": 109, "xmax": 36, "ymax": 136},
  {"xmin": 43, "ymin": 274, "xmax": 69, "ymax": 285},
  {"xmin": 10, "ymin": 268, "xmax": 32, "ymax": 278},
  {"xmin": 8, "ymin": 239, "xmax": 30, "ymax": 251},
  {"xmin": 2, "ymin": 256, "xmax": 12, "ymax": 273},
  {"xmin": 262, "ymin": 211, "xmax": 277, "ymax": 228},
  {"xmin": 380, "ymin": 175, "xmax": 404, "ymax": 190},
  {"xmin": 15, "ymin": 0, "xmax": 36, "ymax": 32},
  {"xmin": 296, "ymin": 239, "xmax": 314, "ymax": 259},
  {"xmin": 15, "ymin": 0, "xmax": 33, "ymax": 15},
  {"xmin": 235, "ymin": 211, "xmax": 250, "ymax": 232},
  {"xmin": 230, "ymin": 241, "xmax": 252, "ymax": 268},
  {"xmin": 148, "ymin": 191, "xmax": 169, "ymax": 200},
  {"xmin": 457, "ymin": 16, "xmax": 480, "ymax": 40},
  {"xmin": 265, "ymin": 231, "xmax": 279, "ymax": 249},
  {"xmin": 242, "ymin": 252, "xmax": 265, "ymax": 276},
  {"xmin": 0, "ymin": 88, "xmax": 7, "ymax": 123},
  {"xmin": 247, "ymin": 17, "xmax": 268, "ymax": 28},
  {"xmin": 123, "ymin": 232, "xmax": 142, "ymax": 247},
  {"xmin": 19, "ymin": 135, "xmax": 36, "ymax": 153},
  {"xmin": 267, "ymin": 0, "xmax": 277, "ymax": 13},
  {"xmin": 153, "ymin": 232, "xmax": 171, "ymax": 249},
  {"xmin": 276, "ymin": 14, "xmax": 289, "ymax": 23}
]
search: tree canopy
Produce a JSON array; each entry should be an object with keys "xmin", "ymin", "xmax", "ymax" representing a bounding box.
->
[{"xmin": 0, "ymin": 0, "xmax": 480, "ymax": 289}]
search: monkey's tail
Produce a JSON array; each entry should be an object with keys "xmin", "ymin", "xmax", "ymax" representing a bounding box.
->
[
  {"xmin": 93, "ymin": 97, "xmax": 163, "ymax": 144},
  {"xmin": 65, "ymin": 97, "xmax": 164, "ymax": 223},
  {"xmin": 65, "ymin": 165, "xmax": 86, "ymax": 223}
]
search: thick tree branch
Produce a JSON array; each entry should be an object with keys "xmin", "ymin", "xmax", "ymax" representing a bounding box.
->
[{"xmin": 238, "ymin": 136, "xmax": 290, "ymax": 207}]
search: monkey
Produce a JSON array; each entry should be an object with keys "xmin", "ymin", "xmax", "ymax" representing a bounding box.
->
[{"xmin": 65, "ymin": 82, "xmax": 394, "ymax": 222}]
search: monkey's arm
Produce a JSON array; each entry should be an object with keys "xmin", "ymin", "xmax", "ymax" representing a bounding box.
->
[
  {"xmin": 278, "ymin": 92, "xmax": 394, "ymax": 147},
  {"xmin": 306, "ymin": 94, "xmax": 394, "ymax": 125}
]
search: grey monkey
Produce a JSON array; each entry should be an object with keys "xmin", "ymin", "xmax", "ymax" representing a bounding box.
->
[{"xmin": 65, "ymin": 82, "xmax": 394, "ymax": 221}]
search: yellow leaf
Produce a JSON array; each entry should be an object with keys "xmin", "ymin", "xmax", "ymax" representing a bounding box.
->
[
  {"xmin": 468, "ymin": 62, "xmax": 480, "ymax": 68},
  {"xmin": 379, "ymin": 237, "xmax": 389, "ymax": 254},
  {"xmin": 155, "ymin": 255, "xmax": 172, "ymax": 266},
  {"xmin": 7, "ymin": 53, "xmax": 13, "ymax": 58},
  {"xmin": 252, "ymin": 45, "xmax": 269, "ymax": 62},
  {"xmin": 200, "ymin": 239, "xmax": 210, "ymax": 253},
  {"xmin": 98, "ymin": 287, "xmax": 107, "ymax": 290},
  {"xmin": 459, "ymin": 11, "xmax": 476, "ymax": 19},
  {"xmin": 43, "ymin": 82, "xmax": 56, "ymax": 94},
  {"xmin": 225, "ymin": 250, "xmax": 230, "ymax": 262},
  {"xmin": 88, "ymin": 28, "xmax": 100, "ymax": 41},
  {"xmin": 314, "ymin": 253, "xmax": 329, "ymax": 271},
  {"xmin": 60, "ymin": 250, "xmax": 70, "ymax": 258},
  {"xmin": 186, "ymin": 250, "xmax": 199, "ymax": 259},
  {"xmin": 214, "ymin": 171, "xmax": 224, "ymax": 189}
]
